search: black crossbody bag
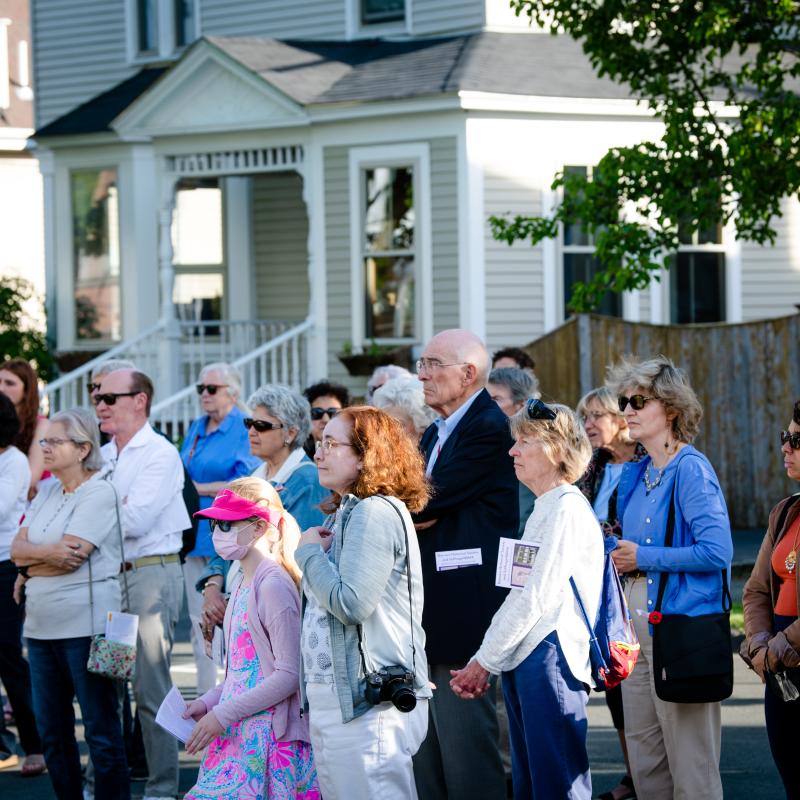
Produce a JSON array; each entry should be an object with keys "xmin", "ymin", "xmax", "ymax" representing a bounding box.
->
[{"xmin": 651, "ymin": 479, "xmax": 734, "ymax": 703}]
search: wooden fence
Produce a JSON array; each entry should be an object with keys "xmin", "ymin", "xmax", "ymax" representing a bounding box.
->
[{"xmin": 525, "ymin": 313, "xmax": 800, "ymax": 529}]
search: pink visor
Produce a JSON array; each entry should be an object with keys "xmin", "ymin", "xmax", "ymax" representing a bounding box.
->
[{"xmin": 193, "ymin": 489, "xmax": 281, "ymax": 526}]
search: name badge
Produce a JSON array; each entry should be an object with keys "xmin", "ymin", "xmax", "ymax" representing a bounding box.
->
[{"xmin": 435, "ymin": 548, "xmax": 483, "ymax": 572}]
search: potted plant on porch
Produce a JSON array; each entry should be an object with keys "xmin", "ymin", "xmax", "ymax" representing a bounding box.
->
[{"xmin": 336, "ymin": 340, "xmax": 413, "ymax": 377}]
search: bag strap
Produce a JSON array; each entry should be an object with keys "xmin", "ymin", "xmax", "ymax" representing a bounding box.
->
[
  {"xmin": 654, "ymin": 473, "xmax": 731, "ymax": 615},
  {"xmin": 104, "ymin": 474, "xmax": 130, "ymax": 611}
]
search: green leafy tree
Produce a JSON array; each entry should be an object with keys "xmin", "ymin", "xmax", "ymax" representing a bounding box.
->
[
  {"xmin": 0, "ymin": 277, "xmax": 55, "ymax": 379},
  {"xmin": 491, "ymin": 0, "xmax": 800, "ymax": 311}
]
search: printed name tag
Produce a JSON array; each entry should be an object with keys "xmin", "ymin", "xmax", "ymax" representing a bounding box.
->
[{"xmin": 435, "ymin": 548, "xmax": 483, "ymax": 571}]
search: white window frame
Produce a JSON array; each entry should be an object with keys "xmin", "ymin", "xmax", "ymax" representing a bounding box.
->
[
  {"xmin": 125, "ymin": 0, "xmax": 200, "ymax": 64},
  {"xmin": 348, "ymin": 143, "xmax": 432, "ymax": 351},
  {"xmin": 345, "ymin": 0, "xmax": 411, "ymax": 40}
]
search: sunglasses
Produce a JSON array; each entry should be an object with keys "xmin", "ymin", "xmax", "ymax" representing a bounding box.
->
[
  {"xmin": 526, "ymin": 398, "xmax": 557, "ymax": 421},
  {"xmin": 208, "ymin": 518, "xmax": 257, "ymax": 533},
  {"xmin": 88, "ymin": 382, "xmax": 102, "ymax": 393},
  {"xmin": 781, "ymin": 430, "xmax": 800, "ymax": 450},
  {"xmin": 243, "ymin": 418, "xmax": 284, "ymax": 433},
  {"xmin": 311, "ymin": 407, "xmax": 340, "ymax": 421},
  {"xmin": 196, "ymin": 384, "xmax": 229, "ymax": 395},
  {"xmin": 618, "ymin": 394, "xmax": 653, "ymax": 412},
  {"xmin": 93, "ymin": 391, "xmax": 140, "ymax": 406}
]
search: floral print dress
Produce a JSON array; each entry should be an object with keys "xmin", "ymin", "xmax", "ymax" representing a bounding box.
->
[{"xmin": 185, "ymin": 585, "xmax": 320, "ymax": 800}]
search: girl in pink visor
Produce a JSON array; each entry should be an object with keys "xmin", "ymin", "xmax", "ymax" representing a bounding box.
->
[{"xmin": 182, "ymin": 477, "xmax": 320, "ymax": 799}]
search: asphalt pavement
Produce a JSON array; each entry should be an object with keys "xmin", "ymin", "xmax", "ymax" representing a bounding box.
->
[{"xmin": 0, "ymin": 529, "xmax": 786, "ymax": 799}]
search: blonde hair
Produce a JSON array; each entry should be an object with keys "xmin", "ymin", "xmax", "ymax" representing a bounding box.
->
[
  {"xmin": 606, "ymin": 355, "xmax": 702, "ymax": 444},
  {"xmin": 226, "ymin": 476, "xmax": 302, "ymax": 587},
  {"xmin": 509, "ymin": 403, "xmax": 592, "ymax": 483},
  {"xmin": 576, "ymin": 386, "xmax": 632, "ymax": 445}
]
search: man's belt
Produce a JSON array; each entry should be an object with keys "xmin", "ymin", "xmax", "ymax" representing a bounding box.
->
[
  {"xmin": 623, "ymin": 569, "xmax": 647, "ymax": 579},
  {"xmin": 120, "ymin": 553, "xmax": 180, "ymax": 572}
]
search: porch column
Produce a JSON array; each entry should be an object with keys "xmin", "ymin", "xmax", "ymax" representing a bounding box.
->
[{"xmin": 158, "ymin": 173, "xmax": 181, "ymax": 398}]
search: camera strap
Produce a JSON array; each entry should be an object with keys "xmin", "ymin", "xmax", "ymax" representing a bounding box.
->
[{"xmin": 353, "ymin": 495, "xmax": 417, "ymax": 679}]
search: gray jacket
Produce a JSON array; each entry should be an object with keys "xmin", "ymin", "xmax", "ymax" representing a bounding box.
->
[{"xmin": 296, "ymin": 493, "xmax": 431, "ymax": 723}]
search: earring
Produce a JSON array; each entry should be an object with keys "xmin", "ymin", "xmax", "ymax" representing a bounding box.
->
[{"xmin": 284, "ymin": 440, "xmax": 291, "ymax": 446}]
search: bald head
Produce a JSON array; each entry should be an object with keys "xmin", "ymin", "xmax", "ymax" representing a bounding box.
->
[{"xmin": 418, "ymin": 329, "xmax": 490, "ymax": 418}]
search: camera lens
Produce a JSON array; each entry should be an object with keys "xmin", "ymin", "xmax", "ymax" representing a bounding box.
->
[{"xmin": 390, "ymin": 683, "xmax": 417, "ymax": 713}]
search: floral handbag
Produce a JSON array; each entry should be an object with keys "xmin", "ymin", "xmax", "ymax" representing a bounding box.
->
[{"xmin": 86, "ymin": 479, "xmax": 136, "ymax": 681}]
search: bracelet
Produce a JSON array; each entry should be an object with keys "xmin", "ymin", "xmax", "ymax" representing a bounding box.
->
[{"xmin": 201, "ymin": 579, "xmax": 223, "ymax": 595}]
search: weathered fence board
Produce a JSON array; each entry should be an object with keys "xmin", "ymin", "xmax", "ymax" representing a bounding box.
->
[{"xmin": 525, "ymin": 313, "xmax": 800, "ymax": 528}]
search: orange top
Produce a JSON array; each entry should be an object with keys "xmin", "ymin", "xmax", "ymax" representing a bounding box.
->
[{"xmin": 772, "ymin": 516, "xmax": 800, "ymax": 616}]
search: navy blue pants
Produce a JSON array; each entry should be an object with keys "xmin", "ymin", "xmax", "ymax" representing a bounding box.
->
[
  {"xmin": 764, "ymin": 615, "xmax": 800, "ymax": 800},
  {"xmin": 27, "ymin": 636, "xmax": 130, "ymax": 800},
  {"xmin": 503, "ymin": 631, "xmax": 591, "ymax": 800}
]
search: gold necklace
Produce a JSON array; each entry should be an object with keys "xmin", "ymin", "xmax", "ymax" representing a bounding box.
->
[{"xmin": 784, "ymin": 520, "xmax": 800, "ymax": 574}]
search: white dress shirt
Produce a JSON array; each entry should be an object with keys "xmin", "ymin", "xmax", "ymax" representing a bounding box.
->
[
  {"xmin": 425, "ymin": 388, "xmax": 482, "ymax": 476},
  {"xmin": 474, "ymin": 484, "xmax": 604, "ymax": 686},
  {"xmin": 101, "ymin": 422, "xmax": 190, "ymax": 560}
]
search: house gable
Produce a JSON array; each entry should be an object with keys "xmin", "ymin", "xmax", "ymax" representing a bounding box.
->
[{"xmin": 113, "ymin": 39, "xmax": 309, "ymax": 138}]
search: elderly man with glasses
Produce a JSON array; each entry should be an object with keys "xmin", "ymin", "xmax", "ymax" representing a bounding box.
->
[
  {"xmin": 411, "ymin": 329, "xmax": 519, "ymax": 800},
  {"xmin": 97, "ymin": 368, "xmax": 190, "ymax": 800}
]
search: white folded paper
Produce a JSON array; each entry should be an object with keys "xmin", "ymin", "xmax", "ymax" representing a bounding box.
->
[
  {"xmin": 495, "ymin": 537, "xmax": 539, "ymax": 590},
  {"xmin": 105, "ymin": 611, "xmax": 139, "ymax": 647},
  {"xmin": 155, "ymin": 686, "xmax": 196, "ymax": 744},
  {"xmin": 434, "ymin": 547, "xmax": 483, "ymax": 571}
]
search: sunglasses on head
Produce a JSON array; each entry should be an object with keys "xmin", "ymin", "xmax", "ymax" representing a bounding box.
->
[
  {"xmin": 526, "ymin": 398, "xmax": 557, "ymax": 421},
  {"xmin": 208, "ymin": 518, "xmax": 256, "ymax": 533},
  {"xmin": 618, "ymin": 394, "xmax": 653, "ymax": 412},
  {"xmin": 781, "ymin": 430, "xmax": 800, "ymax": 450},
  {"xmin": 93, "ymin": 391, "xmax": 139, "ymax": 406},
  {"xmin": 196, "ymin": 384, "xmax": 229, "ymax": 396},
  {"xmin": 311, "ymin": 407, "xmax": 340, "ymax": 421},
  {"xmin": 243, "ymin": 418, "xmax": 284, "ymax": 433},
  {"xmin": 88, "ymin": 382, "xmax": 102, "ymax": 393}
]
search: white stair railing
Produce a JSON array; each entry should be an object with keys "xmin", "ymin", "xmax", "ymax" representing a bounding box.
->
[
  {"xmin": 42, "ymin": 323, "xmax": 165, "ymax": 414},
  {"xmin": 151, "ymin": 318, "xmax": 313, "ymax": 442}
]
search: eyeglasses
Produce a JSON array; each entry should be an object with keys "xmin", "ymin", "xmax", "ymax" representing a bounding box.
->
[
  {"xmin": 243, "ymin": 418, "xmax": 284, "ymax": 433},
  {"xmin": 581, "ymin": 411, "xmax": 611, "ymax": 423},
  {"xmin": 526, "ymin": 398, "xmax": 557, "ymax": 421},
  {"xmin": 196, "ymin": 384, "xmax": 229, "ymax": 396},
  {"xmin": 38, "ymin": 437, "xmax": 77, "ymax": 449},
  {"xmin": 315, "ymin": 439, "xmax": 354, "ymax": 454},
  {"xmin": 415, "ymin": 358, "xmax": 468, "ymax": 373},
  {"xmin": 311, "ymin": 407, "xmax": 340, "ymax": 421},
  {"xmin": 618, "ymin": 394, "xmax": 653, "ymax": 412},
  {"xmin": 93, "ymin": 391, "xmax": 140, "ymax": 406},
  {"xmin": 781, "ymin": 430, "xmax": 800, "ymax": 450},
  {"xmin": 208, "ymin": 518, "xmax": 257, "ymax": 533},
  {"xmin": 88, "ymin": 382, "xmax": 102, "ymax": 393}
]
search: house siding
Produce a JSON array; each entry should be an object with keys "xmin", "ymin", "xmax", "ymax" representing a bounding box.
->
[
  {"xmin": 483, "ymin": 167, "xmax": 544, "ymax": 352},
  {"xmin": 252, "ymin": 171, "xmax": 310, "ymax": 322},
  {"xmin": 740, "ymin": 196, "xmax": 800, "ymax": 321},
  {"xmin": 412, "ymin": 0, "xmax": 484, "ymax": 35},
  {"xmin": 430, "ymin": 137, "xmax": 459, "ymax": 332},
  {"xmin": 200, "ymin": 0, "xmax": 346, "ymax": 40},
  {"xmin": 32, "ymin": 0, "xmax": 132, "ymax": 128}
]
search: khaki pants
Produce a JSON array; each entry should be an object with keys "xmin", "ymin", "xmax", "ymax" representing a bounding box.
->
[{"xmin": 622, "ymin": 577, "xmax": 723, "ymax": 800}]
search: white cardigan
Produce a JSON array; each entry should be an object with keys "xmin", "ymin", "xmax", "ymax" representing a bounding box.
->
[{"xmin": 474, "ymin": 484, "xmax": 604, "ymax": 686}]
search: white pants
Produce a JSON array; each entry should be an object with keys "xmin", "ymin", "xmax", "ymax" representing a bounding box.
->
[
  {"xmin": 182, "ymin": 556, "xmax": 218, "ymax": 696},
  {"xmin": 307, "ymin": 682, "xmax": 428, "ymax": 800}
]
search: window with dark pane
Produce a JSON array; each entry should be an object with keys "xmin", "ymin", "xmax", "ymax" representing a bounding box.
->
[
  {"xmin": 669, "ymin": 252, "xmax": 726, "ymax": 323},
  {"xmin": 363, "ymin": 166, "xmax": 415, "ymax": 339},
  {"xmin": 137, "ymin": 0, "xmax": 158, "ymax": 53},
  {"xmin": 361, "ymin": 0, "xmax": 405, "ymax": 25},
  {"xmin": 174, "ymin": 0, "xmax": 196, "ymax": 48}
]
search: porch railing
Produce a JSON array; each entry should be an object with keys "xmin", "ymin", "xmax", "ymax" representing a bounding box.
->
[{"xmin": 151, "ymin": 318, "xmax": 313, "ymax": 442}]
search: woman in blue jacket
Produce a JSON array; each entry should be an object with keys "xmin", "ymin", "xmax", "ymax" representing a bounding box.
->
[{"xmin": 608, "ymin": 356, "xmax": 732, "ymax": 800}]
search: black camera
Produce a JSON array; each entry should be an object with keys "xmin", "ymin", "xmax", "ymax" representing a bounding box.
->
[{"xmin": 364, "ymin": 666, "xmax": 416, "ymax": 712}]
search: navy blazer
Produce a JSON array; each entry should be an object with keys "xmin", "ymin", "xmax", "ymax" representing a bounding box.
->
[{"xmin": 413, "ymin": 388, "xmax": 519, "ymax": 664}]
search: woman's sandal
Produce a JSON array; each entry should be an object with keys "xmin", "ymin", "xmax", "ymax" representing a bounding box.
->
[
  {"xmin": 20, "ymin": 754, "xmax": 46, "ymax": 777},
  {"xmin": 596, "ymin": 774, "xmax": 637, "ymax": 800}
]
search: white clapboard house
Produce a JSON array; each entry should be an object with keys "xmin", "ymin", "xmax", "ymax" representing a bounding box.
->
[{"xmin": 31, "ymin": 0, "xmax": 800, "ymax": 430}]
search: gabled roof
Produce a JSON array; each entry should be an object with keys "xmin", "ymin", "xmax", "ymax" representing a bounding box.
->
[{"xmin": 34, "ymin": 32, "xmax": 629, "ymax": 139}]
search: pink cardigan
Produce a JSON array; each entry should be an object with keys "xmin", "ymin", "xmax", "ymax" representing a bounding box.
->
[{"xmin": 199, "ymin": 558, "xmax": 310, "ymax": 743}]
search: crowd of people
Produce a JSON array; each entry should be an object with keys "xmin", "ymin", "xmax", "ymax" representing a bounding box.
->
[{"xmin": 0, "ymin": 332, "xmax": 797, "ymax": 800}]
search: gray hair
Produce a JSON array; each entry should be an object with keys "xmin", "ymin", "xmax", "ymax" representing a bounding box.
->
[
  {"xmin": 247, "ymin": 384, "xmax": 311, "ymax": 449},
  {"xmin": 92, "ymin": 358, "xmax": 136, "ymax": 381},
  {"xmin": 606, "ymin": 355, "xmax": 702, "ymax": 444},
  {"xmin": 372, "ymin": 377, "xmax": 437, "ymax": 434},
  {"xmin": 488, "ymin": 367, "xmax": 540, "ymax": 403},
  {"xmin": 368, "ymin": 364, "xmax": 412, "ymax": 390},
  {"xmin": 199, "ymin": 362, "xmax": 243, "ymax": 404},
  {"xmin": 50, "ymin": 407, "xmax": 104, "ymax": 471}
]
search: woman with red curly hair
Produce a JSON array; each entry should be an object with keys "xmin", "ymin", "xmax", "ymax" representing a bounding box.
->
[{"xmin": 296, "ymin": 406, "xmax": 431, "ymax": 800}]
